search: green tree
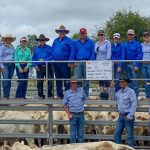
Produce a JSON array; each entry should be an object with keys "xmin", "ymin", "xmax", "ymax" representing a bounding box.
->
[
  {"xmin": 71, "ymin": 33, "xmax": 80, "ymax": 41},
  {"xmin": 104, "ymin": 9, "xmax": 150, "ymax": 42},
  {"xmin": 27, "ymin": 34, "xmax": 38, "ymax": 53}
]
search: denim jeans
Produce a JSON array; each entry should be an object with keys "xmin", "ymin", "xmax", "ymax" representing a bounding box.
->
[
  {"xmin": 2, "ymin": 63, "xmax": 15, "ymax": 98},
  {"xmin": 114, "ymin": 114, "xmax": 135, "ymax": 147},
  {"xmin": 70, "ymin": 113, "xmax": 84, "ymax": 143},
  {"xmin": 141, "ymin": 64, "xmax": 150, "ymax": 98},
  {"xmin": 53, "ymin": 62, "xmax": 70, "ymax": 99},
  {"xmin": 114, "ymin": 63, "xmax": 122, "ymax": 92},
  {"xmin": 125, "ymin": 63, "xmax": 139, "ymax": 96},
  {"xmin": 16, "ymin": 64, "xmax": 29, "ymax": 98},
  {"xmin": 36, "ymin": 64, "xmax": 53, "ymax": 98},
  {"xmin": 74, "ymin": 62, "xmax": 89, "ymax": 97}
]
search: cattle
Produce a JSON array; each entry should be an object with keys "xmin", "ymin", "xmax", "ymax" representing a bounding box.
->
[{"xmin": 1, "ymin": 141, "xmax": 135, "ymax": 150}]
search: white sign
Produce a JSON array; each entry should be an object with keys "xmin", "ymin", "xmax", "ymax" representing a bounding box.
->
[{"xmin": 86, "ymin": 61, "xmax": 112, "ymax": 80}]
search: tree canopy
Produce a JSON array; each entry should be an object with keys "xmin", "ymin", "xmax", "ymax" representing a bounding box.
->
[
  {"xmin": 27, "ymin": 34, "xmax": 38, "ymax": 53},
  {"xmin": 104, "ymin": 9, "xmax": 150, "ymax": 42}
]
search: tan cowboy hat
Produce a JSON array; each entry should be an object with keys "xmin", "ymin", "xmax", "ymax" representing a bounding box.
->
[
  {"xmin": 35, "ymin": 34, "xmax": 49, "ymax": 41},
  {"xmin": 2, "ymin": 33, "xmax": 16, "ymax": 42},
  {"xmin": 55, "ymin": 25, "xmax": 70, "ymax": 34}
]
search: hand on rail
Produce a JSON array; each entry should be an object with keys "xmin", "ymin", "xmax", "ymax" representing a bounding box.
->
[
  {"xmin": 134, "ymin": 67, "xmax": 139, "ymax": 72},
  {"xmin": 20, "ymin": 62, "xmax": 25, "ymax": 64},
  {"xmin": 23, "ymin": 67, "xmax": 28, "ymax": 72},
  {"xmin": 1, "ymin": 68, "xmax": 6, "ymax": 73},
  {"xmin": 19, "ymin": 68, "xmax": 24, "ymax": 73},
  {"xmin": 117, "ymin": 67, "xmax": 121, "ymax": 72},
  {"xmin": 68, "ymin": 64, "xmax": 75, "ymax": 69},
  {"xmin": 35, "ymin": 66, "xmax": 40, "ymax": 72}
]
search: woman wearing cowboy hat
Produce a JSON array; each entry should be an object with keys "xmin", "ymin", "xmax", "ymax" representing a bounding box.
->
[{"xmin": 0, "ymin": 34, "xmax": 16, "ymax": 99}]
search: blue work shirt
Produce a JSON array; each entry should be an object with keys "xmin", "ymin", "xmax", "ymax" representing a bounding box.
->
[
  {"xmin": 75, "ymin": 38, "xmax": 95, "ymax": 60},
  {"xmin": 124, "ymin": 39, "xmax": 143, "ymax": 67},
  {"xmin": 63, "ymin": 87, "xmax": 86, "ymax": 112},
  {"xmin": 111, "ymin": 42, "xmax": 125, "ymax": 67},
  {"xmin": 0, "ymin": 43, "xmax": 15, "ymax": 68},
  {"xmin": 141, "ymin": 42, "xmax": 150, "ymax": 60},
  {"xmin": 115, "ymin": 86, "xmax": 137, "ymax": 119},
  {"xmin": 94, "ymin": 39, "xmax": 111, "ymax": 60},
  {"xmin": 32, "ymin": 44, "xmax": 52, "ymax": 67},
  {"xmin": 52, "ymin": 36, "xmax": 75, "ymax": 61}
]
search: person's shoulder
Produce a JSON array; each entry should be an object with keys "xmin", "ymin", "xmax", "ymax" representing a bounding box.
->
[
  {"xmin": 64, "ymin": 89, "xmax": 71, "ymax": 95},
  {"xmin": 45, "ymin": 44, "xmax": 52, "ymax": 49},
  {"xmin": 127, "ymin": 87, "xmax": 136, "ymax": 94},
  {"xmin": 53, "ymin": 38, "xmax": 59, "ymax": 43},
  {"xmin": 87, "ymin": 37, "xmax": 94, "ymax": 43},
  {"xmin": 65, "ymin": 36, "xmax": 73, "ymax": 43}
]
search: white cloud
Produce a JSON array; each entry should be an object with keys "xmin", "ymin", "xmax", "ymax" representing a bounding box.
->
[{"xmin": 0, "ymin": 0, "xmax": 150, "ymax": 47}]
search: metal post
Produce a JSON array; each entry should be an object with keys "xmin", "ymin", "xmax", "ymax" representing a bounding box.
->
[
  {"xmin": 48, "ymin": 104, "xmax": 53, "ymax": 146},
  {"xmin": 0, "ymin": 73, "xmax": 1, "ymax": 98},
  {"xmin": 46, "ymin": 62, "xmax": 48, "ymax": 100},
  {"xmin": 112, "ymin": 61, "xmax": 115, "ymax": 100}
]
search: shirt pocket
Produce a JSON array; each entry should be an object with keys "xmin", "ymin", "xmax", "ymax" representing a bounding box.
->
[{"xmin": 122, "ymin": 95, "xmax": 130, "ymax": 105}]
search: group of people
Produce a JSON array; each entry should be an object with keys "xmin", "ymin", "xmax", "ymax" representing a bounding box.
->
[
  {"xmin": 0, "ymin": 25, "xmax": 149, "ymax": 147},
  {"xmin": 0, "ymin": 25, "xmax": 150, "ymax": 101}
]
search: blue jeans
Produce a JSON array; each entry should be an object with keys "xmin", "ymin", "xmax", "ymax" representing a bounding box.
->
[
  {"xmin": 74, "ymin": 62, "xmax": 89, "ymax": 97},
  {"xmin": 141, "ymin": 64, "xmax": 150, "ymax": 98},
  {"xmin": 2, "ymin": 63, "xmax": 15, "ymax": 98},
  {"xmin": 114, "ymin": 114, "xmax": 135, "ymax": 147},
  {"xmin": 53, "ymin": 62, "xmax": 70, "ymax": 98},
  {"xmin": 114, "ymin": 64, "xmax": 122, "ymax": 92},
  {"xmin": 125, "ymin": 63, "xmax": 139, "ymax": 96},
  {"xmin": 16, "ymin": 64, "xmax": 29, "ymax": 98},
  {"xmin": 70, "ymin": 113, "xmax": 84, "ymax": 143}
]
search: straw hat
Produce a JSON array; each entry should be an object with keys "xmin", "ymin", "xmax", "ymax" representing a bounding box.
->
[
  {"xmin": 55, "ymin": 25, "xmax": 70, "ymax": 34},
  {"xmin": 2, "ymin": 33, "xmax": 16, "ymax": 42}
]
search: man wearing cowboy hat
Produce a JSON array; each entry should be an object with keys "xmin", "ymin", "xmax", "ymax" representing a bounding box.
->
[
  {"xmin": 114, "ymin": 79, "xmax": 137, "ymax": 147},
  {"xmin": 32, "ymin": 34, "xmax": 53, "ymax": 99},
  {"xmin": 63, "ymin": 76, "xmax": 86, "ymax": 143},
  {"xmin": 52, "ymin": 25, "xmax": 75, "ymax": 99},
  {"xmin": 0, "ymin": 33, "xmax": 16, "ymax": 99}
]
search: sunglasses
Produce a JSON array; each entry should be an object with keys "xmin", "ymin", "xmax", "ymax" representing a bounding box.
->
[
  {"xmin": 98, "ymin": 34, "xmax": 104, "ymax": 36},
  {"xmin": 80, "ymin": 32, "xmax": 86, "ymax": 35},
  {"xmin": 59, "ymin": 30, "xmax": 66, "ymax": 33},
  {"xmin": 127, "ymin": 34, "xmax": 134, "ymax": 36},
  {"xmin": 39, "ymin": 39, "xmax": 45, "ymax": 41}
]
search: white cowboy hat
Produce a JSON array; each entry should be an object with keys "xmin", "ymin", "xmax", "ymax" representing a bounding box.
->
[{"xmin": 2, "ymin": 33, "xmax": 16, "ymax": 42}]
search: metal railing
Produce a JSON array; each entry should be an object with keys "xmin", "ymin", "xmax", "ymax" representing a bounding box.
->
[{"xmin": 0, "ymin": 60, "xmax": 149, "ymax": 149}]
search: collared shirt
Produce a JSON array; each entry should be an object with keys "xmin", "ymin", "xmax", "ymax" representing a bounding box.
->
[
  {"xmin": 63, "ymin": 87, "xmax": 86, "ymax": 112},
  {"xmin": 32, "ymin": 44, "xmax": 52, "ymax": 67},
  {"xmin": 75, "ymin": 38, "xmax": 95, "ymax": 60},
  {"xmin": 124, "ymin": 39, "xmax": 143, "ymax": 67},
  {"xmin": 111, "ymin": 42, "xmax": 125, "ymax": 67},
  {"xmin": 14, "ymin": 46, "xmax": 32, "ymax": 69},
  {"xmin": 115, "ymin": 86, "xmax": 137, "ymax": 119},
  {"xmin": 94, "ymin": 39, "xmax": 111, "ymax": 60},
  {"xmin": 141, "ymin": 42, "xmax": 150, "ymax": 60},
  {"xmin": 52, "ymin": 36, "xmax": 75, "ymax": 61},
  {"xmin": 0, "ymin": 43, "xmax": 15, "ymax": 68}
]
